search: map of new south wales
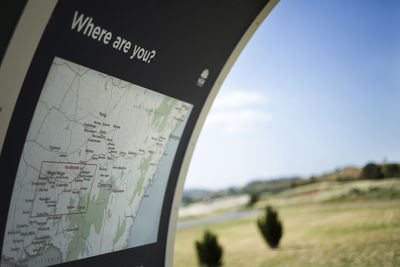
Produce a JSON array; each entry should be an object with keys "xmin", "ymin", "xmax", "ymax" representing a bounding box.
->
[{"xmin": 1, "ymin": 57, "xmax": 192, "ymax": 266}]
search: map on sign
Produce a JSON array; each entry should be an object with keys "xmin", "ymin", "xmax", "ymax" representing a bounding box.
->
[{"xmin": 1, "ymin": 57, "xmax": 192, "ymax": 266}]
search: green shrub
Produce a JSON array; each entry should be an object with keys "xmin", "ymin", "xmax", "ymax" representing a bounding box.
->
[
  {"xmin": 383, "ymin": 164, "xmax": 400, "ymax": 178},
  {"xmin": 195, "ymin": 230, "xmax": 223, "ymax": 267},
  {"xmin": 257, "ymin": 205, "xmax": 283, "ymax": 249},
  {"xmin": 360, "ymin": 163, "xmax": 384, "ymax": 179}
]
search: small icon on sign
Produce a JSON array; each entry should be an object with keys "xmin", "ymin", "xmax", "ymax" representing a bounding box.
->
[
  {"xmin": 201, "ymin": 69, "xmax": 209, "ymax": 79},
  {"xmin": 196, "ymin": 69, "xmax": 209, "ymax": 87}
]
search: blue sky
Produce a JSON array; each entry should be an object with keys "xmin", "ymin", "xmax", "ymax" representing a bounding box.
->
[{"xmin": 185, "ymin": 0, "xmax": 400, "ymax": 190}]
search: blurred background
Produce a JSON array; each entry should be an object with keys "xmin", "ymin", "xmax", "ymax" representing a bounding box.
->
[{"xmin": 174, "ymin": 0, "xmax": 400, "ymax": 266}]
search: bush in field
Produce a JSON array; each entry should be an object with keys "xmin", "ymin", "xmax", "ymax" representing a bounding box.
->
[
  {"xmin": 383, "ymin": 164, "xmax": 400, "ymax": 178},
  {"xmin": 195, "ymin": 230, "xmax": 223, "ymax": 267},
  {"xmin": 247, "ymin": 193, "xmax": 260, "ymax": 208},
  {"xmin": 257, "ymin": 205, "xmax": 283, "ymax": 249},
  {"xmin": 360, "ymin": 163, "xmax": 384, "ymax": 179}
]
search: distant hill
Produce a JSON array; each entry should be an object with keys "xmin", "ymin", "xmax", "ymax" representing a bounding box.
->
[
  {"xmin": 182, "ymin": 164, "xmax": 399, "ymax": 204},
  {"xmin": 314, "ymin": 167, "xmax": 361, "ymax": 182},
  {"xmin": 240, "ymin": 176, "xmax": 300, "ymax": 194},
  {"xmin": 241, "ymin": 167, "xmax": 363, "ymax": 194}
]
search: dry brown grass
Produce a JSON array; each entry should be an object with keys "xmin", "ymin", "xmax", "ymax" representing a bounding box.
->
[{"xmin": 174, "ymin": 200, "xmax": 400, "ymax": 266}]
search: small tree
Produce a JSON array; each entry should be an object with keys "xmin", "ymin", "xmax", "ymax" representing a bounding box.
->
[
  {"xmin": 195, "ymin": 230, "xmax": 223, "ymax": 267},
  {"xmin": 257, "ymin": 205, "xmax": 283, "ymax": 249},
  {"xmin": 383, "ymin": 164, "xmax": 400, "ymax": 178},
  {"xmin": 247, "ymin": 193, "xmax": 260, "ymax": 208},
  {"xmin": 360, "ymin": 163, "xmax": 384, "ymax": 180}
]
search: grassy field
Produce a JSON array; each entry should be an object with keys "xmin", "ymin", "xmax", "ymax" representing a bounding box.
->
[{"xmin": 174, "ymin": 180, "xmax": 400, "ymax": 266}]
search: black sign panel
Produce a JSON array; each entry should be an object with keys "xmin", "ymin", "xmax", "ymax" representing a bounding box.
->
[{"xmin": 0, "ymin": 0, "xmax": 270, "ymax": 266}]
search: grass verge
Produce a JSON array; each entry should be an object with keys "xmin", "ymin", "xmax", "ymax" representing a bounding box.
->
[{"xmin": 174, "ymin": 199, "xmax": 400, "ymax": 266}]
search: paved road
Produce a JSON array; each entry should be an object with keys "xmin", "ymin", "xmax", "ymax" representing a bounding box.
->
[{"xmin": 177, "ymin": 209, "xmax": 262, "ymax": 229}]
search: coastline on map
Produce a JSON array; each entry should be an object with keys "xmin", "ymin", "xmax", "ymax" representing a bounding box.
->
[{"xmin": 127, "ymin": 107, "xmax": 191, "ymax": 248}]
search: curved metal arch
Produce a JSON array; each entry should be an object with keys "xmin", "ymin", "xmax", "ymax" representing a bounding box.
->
[
  {"xmin": 165, "ymin": 1, "xmax": 279, "ymax": 265},
  {"xmin": 0, "ymin": 0, "xmax": 57, "ymax": 151}
]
